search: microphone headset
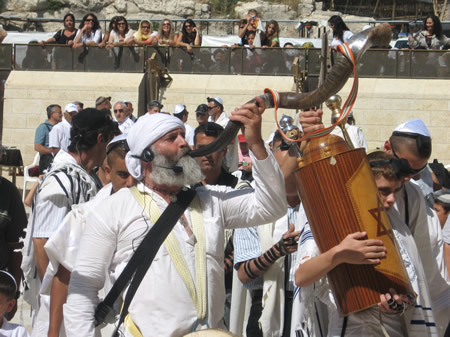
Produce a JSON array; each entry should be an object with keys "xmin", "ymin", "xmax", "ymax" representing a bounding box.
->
[{"xmin": 132, "ymin": 148, "xmax": 183, "ymax": 174}]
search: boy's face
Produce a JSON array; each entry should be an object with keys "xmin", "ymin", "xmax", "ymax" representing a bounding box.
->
[
  {"xmin": 375, "ymin": 177, "xmax": 402, "ymax": 211},
  {"xmin": 0, "ymin": 293, "xmax": 16, "ymax": 321},
  {"xmin": 105, "ymin": 155, "xmax": 133, "ymax": 193},
  {"xmin": 433, "ymin": 202, "xmax": 448, "ymax": 227}
]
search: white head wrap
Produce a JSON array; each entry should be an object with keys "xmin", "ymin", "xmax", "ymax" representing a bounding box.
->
[
  {"xmin": 394, "ymin": 119, "xmax": 431, "ymax": 138},
  {"xmin": 125, "ymin": 113, "xmax": 185, "ymax": 180}
]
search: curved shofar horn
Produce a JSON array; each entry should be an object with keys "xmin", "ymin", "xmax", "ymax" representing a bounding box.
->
[{"xmin": 189, "ymin": 23, "xmax": 392, "ymax": 158}]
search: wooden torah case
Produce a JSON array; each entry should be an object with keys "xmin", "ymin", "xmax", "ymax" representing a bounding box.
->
[{"xmin": 295, "ymin": 134, "xmax": 414, "ymax": 315}]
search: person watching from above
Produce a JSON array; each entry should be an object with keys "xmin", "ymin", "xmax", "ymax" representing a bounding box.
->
[
  {"xmin": 328, "ymin": 15, "xmax": 353, "ymax": 49},
  {"xmin": 195, "ymin": 104, "xmax": 209, "ymax": 126},
  {"xmin": 99, "ymin": 16, "xmax": 118, "ymax": 48},
  {"xmin": 132, "ymin": 20, "xmax": 157, "ymax": 46},
  {"xmin": 49, "ymin": 103, "xmax": 79, "ymax": 154},
  {"xmin": 409, "ymin": 14, "xmax": 450, "ymax": 50},
  {"xmin": 106, "ymin": 16, "xmax": 135, "ymax": 48},
  {"xmin": 39, "ymin": 13, "xmax": 77, "ymax": 47},
  {"xmin": 156, "ymin": 19, "xmax": 177, "ymax": 46},
  {"xmin": 175, "ymin": 19, "xmax": 201, "ymax": 54},
  {"xmin": 0, "ymin": 25, "xmax": 7, "ymax": 44},
  {"xmin": 238, "ymin": 9, "xmax": 262, "ymax": 47},
  {"xmin": 261, "ymin": 20, "xmax": 280, "ymax": 48},
  {"xmin": 147, "ymin": 100, "xmax": 163, "ymax": 114},
  {"xmin": 73, "ymin": 13, "xmax": 102, "ymax": 48},
  {"xmin": 35, "ymin": 104, "xmax": 62, "ymax": 173}
]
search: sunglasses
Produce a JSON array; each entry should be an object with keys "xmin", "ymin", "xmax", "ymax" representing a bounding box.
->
[
  {"xmin": 369, "ymin": 158, "xmax": 424, "ymax": 179},
  {"xmin": 114, "ymin": 109, "xmax": 124, "ymax": 113},
  {"xmin": 141, "ymin": 25, "xmax": 150, "ymax": 29},
  {"xmin": 184, "ymin": 24, "xmax": 192, "ymax": 28},
  {"xmin": 117, "ymin": 22, "xmax": 126, "ymax": 26},
  {"xmin": 85, "ymin": 18, "xmax": 94, "ymax": 22},
  {"xmin": 162, "ymin": 23, "xmax": 170, "ymax": 26},
  {"xmin": 207, "ymin": 106, "xmax": 218, "ymax": 110}
]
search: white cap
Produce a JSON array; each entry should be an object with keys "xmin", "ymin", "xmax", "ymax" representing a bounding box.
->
[
  {"xmin": 437, "ymin": 193, "xmax": 450, "ymax": 204},
  {"xmin": 394, "ymin": 119, "xmax": 431, "ymax": 137},
  {"xmin": 207, "ymin": 96, "xmax": 223, "ymax": 107},
  {"xmin": 173, "ymin": 104, "xmax": 186, "ymax": 115},
  {"xmin": 65, "ymin": 103, "xmax": 78, "ymax": 113}
]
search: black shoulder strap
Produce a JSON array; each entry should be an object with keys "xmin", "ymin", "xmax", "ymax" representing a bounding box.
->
[{"xmin": 94, "ymin": 187, "xmax": 196, "ymax": 328}]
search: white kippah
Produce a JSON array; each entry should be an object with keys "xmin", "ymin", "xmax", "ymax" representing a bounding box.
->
[
  {"xmin": 125, "ymin": 113, "xmax": 184, "ymax": 180},
  {"xmin": 394, "ymin": 119, "xmax": 431, "ymax": 138}
]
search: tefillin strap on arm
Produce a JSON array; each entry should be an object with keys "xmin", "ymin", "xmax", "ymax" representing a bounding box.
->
[{"xmin": 94, "ymin": 187, "xmax": 196, "ymax": 328}]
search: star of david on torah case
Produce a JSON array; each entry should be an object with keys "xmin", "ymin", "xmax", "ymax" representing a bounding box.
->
[{"xmin": 296, "ymin": 135, "xmax": 414, "ymax": 316}]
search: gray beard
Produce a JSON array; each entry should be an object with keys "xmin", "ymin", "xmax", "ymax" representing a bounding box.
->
[{"xmin": 149, "ymin": 146, "xmax": 204, "ymax": 187}]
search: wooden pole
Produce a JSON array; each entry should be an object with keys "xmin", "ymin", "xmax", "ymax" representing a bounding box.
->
[
  {"xmin": 392, "ymin": 0, "xmax": 396, "ymax": 19},
  {"xmin": 440, "ymin": 0, "xmax": 448, "ymax": 20},
  {"xmin": 373, "ymin": 0, "xmax": 380, "ymax": 16}
]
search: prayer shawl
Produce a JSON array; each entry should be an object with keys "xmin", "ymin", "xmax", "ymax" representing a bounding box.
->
[
  {"xmin": 229, "ymin": 214, "xmax": 291, "ymax": 337},
  {"xmin": 290, "ymin": 208, "xmax": 439, "ymax": 337}
]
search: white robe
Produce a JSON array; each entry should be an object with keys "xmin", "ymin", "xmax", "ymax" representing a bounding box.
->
[
  {"xmin": 64, "ymin": 150, "xmax": 286, "ymax": 337},
  {"xmin": 394, "ymin": 181, "xmax": 450, "ymax": 334}
]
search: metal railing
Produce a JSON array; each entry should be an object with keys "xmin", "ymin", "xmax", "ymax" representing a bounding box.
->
[{"xmin": 1, "ymin": 44, "xmax": 450, "ymax": 79}]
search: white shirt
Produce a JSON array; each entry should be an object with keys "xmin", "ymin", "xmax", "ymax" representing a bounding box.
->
[
  {"xmin": 184, "ymin": 122, "xmax": 195, "ymax": 147},
  {"xmin": 331, "ymin": 123, "xmax": 368, "ymax": 151},
  {"xmin": 330, "ymin": 30, "xmax": 354, "ymax": 48},
  {"xmin": 0, "ymin": 318, "xmax": 30, "ymax": 337},
  {"xmin": 208, "ymin": 111, "xmax": 239, "ymax": 172},
  {"xmin": 110, "ymin": 29, "xmax": 135, "ymax": 43},
  {"xmin": 48, "ymin": 119, "xmax": 71, "ymax": 152},
  {"xmin": 118, "ymin": 117, "xmax": 134, "ymax": 134},
  {"xmin": 75, "ymin": 29, "xmax": 102, "ymax": 44},
  {"xmin": 64, "ymin": 150, "xmax": 286, "ymax": 337}
]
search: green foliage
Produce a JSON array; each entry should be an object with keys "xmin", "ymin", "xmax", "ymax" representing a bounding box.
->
[{"xmin": 48, "ymin": 0, "xmax": 67, "ymax": 14}]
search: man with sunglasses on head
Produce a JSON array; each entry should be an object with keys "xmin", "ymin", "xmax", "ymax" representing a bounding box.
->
[{"xmin": 383, "ymin": 119, "xmax": 450, "ymax": 335}]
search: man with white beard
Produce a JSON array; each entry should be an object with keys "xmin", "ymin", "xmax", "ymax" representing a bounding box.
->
[{"xmin": 64, "ymin": 99, "xmax": 289, "ymax": 336}]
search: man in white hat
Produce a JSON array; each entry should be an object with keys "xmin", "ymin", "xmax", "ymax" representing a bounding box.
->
[
  {"xmin": 64, "ymin": 98, "xmax": 288, "ymax": 337},
  {"xmin": 207, "ymin": 96, "xmax": 239, "ymax": 172},
  {"xmin": 383, "ymin": 119, "xmax": 450, "ymax": 334},
  {"xmin": 173, "ymin": 104, "xmax": 195, "ymax": 147},
  {"xmin": 48, "ymin": 103, "xmax": 79, "ymax": 154}
]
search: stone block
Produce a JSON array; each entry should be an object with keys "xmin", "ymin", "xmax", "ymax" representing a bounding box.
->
[
  {"xmin": 4, "ymin": 115, "xmax": 26, "ymax": 128},
  {"xmin": 27, "ymin": 115, "xmax": 43, "ymax": 129},
  {"xmin": 414, "ymin": 99, "xmax": 448, "ymax": 112}
]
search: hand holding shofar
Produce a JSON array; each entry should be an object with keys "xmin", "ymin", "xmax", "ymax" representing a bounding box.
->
[{"xmin": 189, "ymin": 24, "xmax": 391, "ymax": 158}]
